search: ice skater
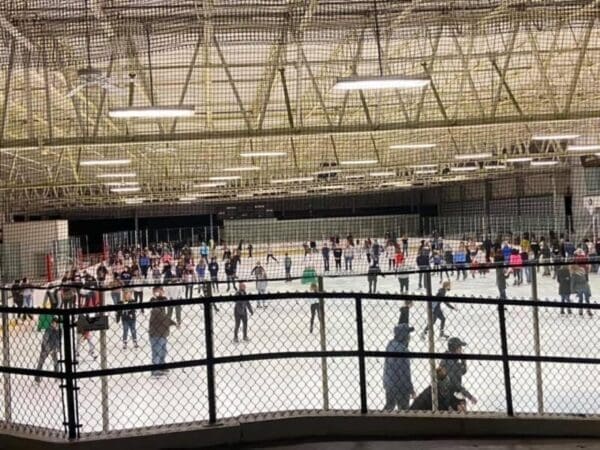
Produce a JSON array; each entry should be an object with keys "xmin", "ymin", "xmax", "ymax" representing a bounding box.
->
[
  {"xmin": 266, "ymin": 245, "xmax": 278, "ymax": 264},
  {"xmin": 367, "ymin": 262, "xmax": 385, "ymax": 293},
  {"xmin": 284, "ymin": 253, "xmax": 293, "ymax": 282},
  {"xmin": 309, "ymin": 282, "xmax": 323, "ymax": 334},
  {"xmin": 251, "ymin": 261, "xmax": 268, "ymax": 308},
  {"xmin": 121, "ymin": 295, "xmax": 138, "ymax": 349},
  {"xmin": 421, "ymin": 280, "xmax": 455, "ymax": 340},
  {"xmin": 34, "ymin": 316, "xmax": 61, "ymax": 383},
  {"xmin": 149, "ymin": 287, "xmax": 176, "ymax": 377},
  {"xmin": 233, "ymin": 283, "xmax": 253, "ymax": 342}
]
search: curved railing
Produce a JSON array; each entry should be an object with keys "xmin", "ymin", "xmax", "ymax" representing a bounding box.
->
[{"xmin": 1, "ymin": 260, "xmax": 599, "ymax": 443}]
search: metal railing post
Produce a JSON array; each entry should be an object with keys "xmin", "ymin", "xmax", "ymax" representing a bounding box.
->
[
  {"xmin": 497, "ymin": 302, "xmax": 514, "ymax": 416},
  {"xmin": 61, "ymin": 310, "xmax": 78, "ymax": 439},
  {"xmin": 317, "ymin": 276, "xmax": 329, "ymax": 410},
  {"xmin": 99, "ymin": 290, "xmax": 109, "ymax": 432},
  {"xmin": 355, "ymin": 296, "xmax": 367, "ymax": 414},
  {"xmin": 204, "ymin": 297, "xmax": 217, "ymax": 424},
  {"xmin": 424, "ymin": 270, "xmax": 438, "ymax": 411},
  {"xmin": 530, "ymin": 267, "xmax": 544, "ymax": 413},
  {"xmin": 1, "ymin": 289, "xmax": 11, "ymax": 423}
]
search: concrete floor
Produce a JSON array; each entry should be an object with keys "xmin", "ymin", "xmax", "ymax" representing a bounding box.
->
[{"xmin": 243, "ymin": 439, "xmax": 600, "ymax": 450}]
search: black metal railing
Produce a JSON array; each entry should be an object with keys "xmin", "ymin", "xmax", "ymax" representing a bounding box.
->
[{"xmin": 0, "ymin": 260, "xmax": 599, "ymax": 440}]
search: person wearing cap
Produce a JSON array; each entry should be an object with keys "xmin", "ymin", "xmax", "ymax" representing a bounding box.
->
[
  {"xmin": 383, "ymin": 323, "xmax": 415, "ymax": 411},
  {"xmin": 34, "ymin": 317, "xmax": 61, "ymax": 383},
  {"xmin": 149, "ymin": 286, "xmax": 176, "ymax": 377},
  {"xmin": 440, "ymin": 337, "xmax": 477, "ymax": 409},
  {"xmin": 233, "ymin": 283, "xmax": 253, "ymax": 343},
  {"xmin": 421, "ymin": 280, "xmax": 455, "ymax": 340}
]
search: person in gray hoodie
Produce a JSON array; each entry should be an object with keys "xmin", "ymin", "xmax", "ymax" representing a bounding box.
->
[{"xmin": 383, "ymin": 323, "xmax": 415, "ymax": 410}]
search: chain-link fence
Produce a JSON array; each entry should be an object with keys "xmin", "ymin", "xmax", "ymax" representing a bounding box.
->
[{"xmin": 1, "ymin": 258, "xmax": 600, "ymax": 440}]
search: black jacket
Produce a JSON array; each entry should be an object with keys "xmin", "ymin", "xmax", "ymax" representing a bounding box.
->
[{"xmin": 234, "ymin": 290, "xmax": 253, "ymax": 316}]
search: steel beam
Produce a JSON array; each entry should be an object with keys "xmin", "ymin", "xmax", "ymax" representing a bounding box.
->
[
  {"xmin": 0, "ymin": 39, "xmax": 15, "ymax": 147},
  {"xmin": 564, "ymin": 18, "xmax": 595, "ymax": 115}
]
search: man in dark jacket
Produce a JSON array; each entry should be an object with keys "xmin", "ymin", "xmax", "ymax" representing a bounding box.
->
[
  {"xmin": 556, "ymin": 265, "xmax": 571, "ymax": 314},
  {"xmin": 439, "ymin": 337, "xmax": 477, "ymax": 408},
  {"xmin": 367, "ymin": 263, "xmax": 384, "ymax": 293},
  {"xmin": 149, "ymin": 287, "xmax": 176, "ymax": 377},
  {"xmin": 321, "ymin": 243, "xmax": 330, "ymax": 272},
  {"xmin": 416, "ymin": 251, "xmax": 430, "ymax": 289},
  {"xmin": 208, "ymin": 257, "xmax": 220, "ymax": 292},
  {"xmin": 421, "ymin": 281, "xmax": 454, "ymax": 339},
  {"xmin": 233, "ymin": 283, "xmax": 253, "ymax": 342},
  {"xmin": 383, "ymin": 324, "xmax": 415, "ymax": 410},
  {"xmin": 34, "ymin": 316, "xmax": 61, "ymax": 383}
]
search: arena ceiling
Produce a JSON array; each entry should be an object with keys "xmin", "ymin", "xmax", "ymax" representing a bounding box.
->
[{"xmin": 1, "ymin": 0, "xmax": 600, "ymax": 214}]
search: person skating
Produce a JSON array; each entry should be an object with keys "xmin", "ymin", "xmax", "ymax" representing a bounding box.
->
[
  {"xmin": 224, "ymin": 259, "xmax": 237, "ymax": 292},
  {"xmin": 321, "ymin": 243, "xmax": 330, "ymax": 272},
  {"xmin": 398, "ymin": 300, "xmax": 413, "ymax": 326},
  {"xmin": 495, "ymin": 250, "xmax": 509, "ymax": 300},
  {"xmin": 416, "ymin": 251, "xmax": 430, "ymax": 289},
  {"xmin": 266, "ymin": 245, "xmax": 278, "ymax": 264},
  {"xmin": 556, "ymin": 264, "xmax": 572, "ymax": 314},
  {"xmin": 570, "ymin": 263, "xmax": 592, "ymax": 316},
  {"xmin": 367, "ymin": 263, "xmax": 385, "ymax": 293},
  {"xmin": 309, "ymin": 282, "xmax": 323, "ymax": 334},
  {"xmin": 247, "ymin": 242, "xmax": 253, "ymax": 258},
  {"xmin": 332, "ymin": 244, "xmax": 342, "ymax": 272},
  {"xmin": 149, "ymin": 287, "xmax": 176, "ymax": 377},
  {"xmin": 233, "ymin": 283, "xmax": 253, "ymax": 343},
  {"xmin": 208, "ymin": 257, "xmax": 219, "ymax": 293},
  {"xmin": 421, "ymin": 281, "xmax": 455, "ymax": 340},
  {"xmin": 121, "ymin": 295, "xmax": 138, "ymax": 350},
  {"xmin": 397, "ymin": 265, "xmax": 410, "ymax": 293},
  {"xmin": 343, "ymin": 244, "xmax": 354, "ymax": 271},
  {"xmin": 439, "ymin": 337, "xmax": 477, "ymax": 409},
  {"xmin": 251, "ymin": 261, "xmax": 268, "ymax": 308},
  {"xmin": 284, "ymin": 253, "xmax": 292, "ymax": 282},
  {"xmin": 383, "ymin": 323, "xmax": 415, "ymax": 411},
  {"xmin": 34, "ymin": 316, "xmax": 61, "ymax": 383}
]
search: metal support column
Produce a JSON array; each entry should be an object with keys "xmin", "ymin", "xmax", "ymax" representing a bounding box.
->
[
  {"xmin": 2, "ymin": 290, "xmax": 11, "ymax": 423},
  {"xmin": 425, "ymin": 271, "xmax": 438, "ymax": 410},
  {"xmin": 317, "ymin": 276, "xmax": 329, "ymax": 410},
  {"xmin": 530, "ymin": 268, "xmax": 544, "ymax": 413},
  {"xmin": 355, "ymin": 296, "xmax": 367, "ymax": 413},
  {"xmin": 61, "ymin": 312, "xmax": 78, "ymax": 439},
  {"xmin": 99, "ymin": 290, "xmax": 109, "ymax": 432}
]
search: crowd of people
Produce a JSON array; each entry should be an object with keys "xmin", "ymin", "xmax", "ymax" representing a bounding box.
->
[{"xmin": 9, "ymin": 230, "xmax": 600, "ymax": 390}]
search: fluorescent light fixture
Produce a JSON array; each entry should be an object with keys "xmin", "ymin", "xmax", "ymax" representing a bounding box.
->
[
  {"xmin": 333, "ymin": 75, "xmax": 429, "ymax": 91},
  {"xmin": 596, "ymin": 153, "xmax": 600, "ymax": 157},
  {"xmin": 179, "ymin": 196, "xmax": 197, "ymax": 202},
  {"xmin": 240, "ymin": 151, "xmax": 286, "ymax": 158},
  {"xmin": 123, "ymin": 198, "xmax": 145, "ymax": 204},
  {"xmin": 381, "ymin": 181, "xmax": 411, "ymax": 187},
  {"xmin": 97, "ymin": 173, "xmax": 136, "ymax": 178},
  {"xmin": 80, "ymin": 159, "xmax": 131, "ymax": 166},
  {"xmin": 369, "ymin": 171, "xmax": 395, "ymax": 177},
  {"xmin": 506, "ymin": 157, "xmax": 533, "ymax": 163},
  {"xmin": 209, "ymin": 176, "xmax": 241, "ymax": 181},
  {"xmin": 237, "ymin": 193, "xmax": 254, "ymax": 199},
  {"xmin": 531, "ymin": 160, "xmax": 559, "ymax": 166},
  {"xmin": 414, "ymin": 169, "xmax": 437, "ymax": 175},
  {"xmin": 317, "ymin": 184, "xmax": 347, "ymax": 190},
  {"xmin": 270, "ymin": 177, "xmax": 314, "ymax": 184},
  {"xmin": 454, "ymin": 153, "xmax": 492, "ymax": 160},
  {"xmin": 339, "ymin": 159, "xmax": 378, "ymax": 165},
  {"xmin": 313, "ymin": 169, "xmax": 341, "ymax": 175},
  {"xmin": 108, "ymin": 106, "xmax": 195, "ymax": 119},
  {"xmin": 345, "ymin": 174, "xmax": 366, "ymax": 180},
  {"xmin": 567, "ymin": 144, "xmax": 600, "ymax": 152},
  {"xmin": 484, "ymin": 163, "xmax": 507, "ymax": 170},
  {"xmin": 222, "ymin": 166, "xmax": 260, "ymax": 172},
  {"xmin": 450, "ymin": 166, "xmax": 478, "ymax": 172},
  {"xmin": 104, "ymin": 181, "xmax": 140, "ymax": 187},
  {"xmin": 110, "ymin": 187, "xmax": 141, "ymax": 193},
  {"xmin": 290, "ymin": 189, "xmax": 307, "ymax": 195},
  {"xmin": 409, "ymin": 164, "xmax": 437, "ymax": 169},
  {"xmin": 531, "ymin": 134, "xmax": 580, "ymax": 141},
  {"xmin": 391, "ymin": 144, "xmax": 436, "ymax": 150},
  {"xmin": 196, "ymin": 193, "xmax": 220, "ymax": 198},
  {"xmin": 194, "ymin": 182, "xmax": 227, "ymax": 188}
]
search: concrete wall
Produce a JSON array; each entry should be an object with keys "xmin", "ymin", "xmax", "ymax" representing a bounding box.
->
[{"xmin": 2, "ymin": 220, "xmax": 69, "ymax": 281}]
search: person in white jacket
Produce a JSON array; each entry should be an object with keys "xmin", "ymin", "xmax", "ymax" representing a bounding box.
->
[
  {"xmin": 343, "ymin": 244, "xmax": 355, "ymax": 271},
  {"xmin": 386, "ymin": 244, "xmax": 397, "ymax": 271}
]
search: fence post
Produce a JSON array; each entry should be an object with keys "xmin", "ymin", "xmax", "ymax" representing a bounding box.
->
[
  {"xmin": 1, "ymin": 290, "xmax": 11, "ymax": 423},
  {"xmin": 424, "ymin": 270, "xmax": 438, "ymax": 411},
  {"xmin": 530, "ymin": 267, "xmax": 544, "ymax": 413},
  {"xmin": 204, "ymin": 296, "xmax": 217, "ymax": 424},
  {"xmin": 355, "ymin": 296, "xmax": 367, "ymax": 413},
  {"xmin": 99, "ymin": 290, "xmax": 109, "ymax": 432},
  {"xmin": 317, "ymin": 276, "xmax": 329, "ymax": 410},
  {"xmin": 497, "ymin": 302, "xmax": 514, "ymax": 416},
  {"xmin": 61, "ymin": 311, "xmax": 78, "ymax": 439}
]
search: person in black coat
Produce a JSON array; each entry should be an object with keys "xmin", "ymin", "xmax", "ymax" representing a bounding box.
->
[
  {"xmin": 208, "ymin": 257, "xmax": 219, "ymax": 292},
  {"xmin": 409, "ymin": 366, "xmax": 464, "ymax": 412},
  {"xmin": 233, "ymin": 283, "xmax": 253, "ymax": 342},
  {"xmin": 398, "ymin": 300, "xmax": 413, "ymax": 326},
  {"xmin": 421, "ymin": 281, "xmax": 455, "ymax": 339},
  {"xmin": 556, "ymin": 265, "xmax": 572, "ymax": 314},
  {"xmin": 332, "ymin": 245, "xmax": 343, "ymax": 271},
  {"xmin": 367, "ymin": 263, "xmax": 385, "ymax": 293},
  {"xmin": 321, "ymin": 243, "xmax": 330, "ymax": 272},
  {"xmin": 416, "ymin": 251, "xmax": 430, "ymax": 289}
]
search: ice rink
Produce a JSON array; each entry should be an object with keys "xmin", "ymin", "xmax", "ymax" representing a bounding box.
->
[{"xmin": 4, "ymin": 244, "xmax": 600, "ymax": 435}]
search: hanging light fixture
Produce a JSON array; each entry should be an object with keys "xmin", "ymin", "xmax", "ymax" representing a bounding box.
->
[{"xmin": 333, "ymin": 1, "xmax": 429, "ymax": 91}]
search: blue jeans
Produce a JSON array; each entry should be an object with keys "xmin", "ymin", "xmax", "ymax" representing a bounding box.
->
[
  {"xmin": 150, "ymin": 336, "xmax": 167, "ymax": 374},
  {"xmin": 110, "ymin": 292, "xmax": 121, "ymax": 305},
  {"xmin": 23, "ymin": 294, "xmax": 33, "ymax": 308},
  {"xmin": 345, "ymin": 257, "xmax": 353, "ymax": 271},
  {"xmin": 122, "ymin": 318, "xmax": 137, "ymax": 343}
]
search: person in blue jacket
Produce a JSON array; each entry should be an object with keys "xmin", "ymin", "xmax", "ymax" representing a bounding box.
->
[
  {"xmin": 383, "ymin": 323, "xmax": 415, "ymax": 410},
  {"xmin": 199, "ymin": 242, "xmax": 210, "ymax": 263}
]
